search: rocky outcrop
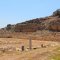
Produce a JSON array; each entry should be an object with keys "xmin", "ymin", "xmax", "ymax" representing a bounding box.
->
[{"xmin": 1, "ymin": 9, "xmax": 60, "ymax": 32}]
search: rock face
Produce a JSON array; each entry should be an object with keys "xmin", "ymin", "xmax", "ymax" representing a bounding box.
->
[
  {"xmin": 14, "ymin": 18, "xmax": 46, "ymax": 32},
  {"xmin": 48, "ymin": 19, "xmax": 60, "ymax": 31},
  {"xmin": 1, "ymin": 9, "xmax": 60, "ymax": 32}
]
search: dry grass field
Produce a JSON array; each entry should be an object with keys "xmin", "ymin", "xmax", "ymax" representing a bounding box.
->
[
  {"xmin": 0, "ymin": 9, "xmax": 60, "ymax": 60},
  {"xmin": 0, "ymin": 37, "xmax": 60, "ymax": 60}
]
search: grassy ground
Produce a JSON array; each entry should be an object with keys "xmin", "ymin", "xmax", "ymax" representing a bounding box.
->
[
  {"xmin": 0, "ymin": 38, "xmax": 60, "ymax": 60},
  {"xmin": 52, "ymin": 54, "xmax": 60, "ymax": 60},
  {"xmin": 49, "ymin": 48, "xmax": 60, "ymax": 60}
]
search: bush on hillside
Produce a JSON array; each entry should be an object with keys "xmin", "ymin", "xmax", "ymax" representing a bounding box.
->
[
  {"xmin": 6, "ymin": 24, "xmax": 12, "ymax": 30},
  {"xmin": 53, "ymin": 9, "xmax": 60, "ymax": 17}
]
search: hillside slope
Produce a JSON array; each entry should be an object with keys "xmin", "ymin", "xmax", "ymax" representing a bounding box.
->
[
  {"xmin": 5, "ymin": 9, "xmax": 60, "ymax": 32},
  {"xmin": 0, "ymin": 9, "xmax": 60, "ymax": 38},
  {"xmin": 0, "ymin": 9, "xmax": 60, "ymax": 32}
]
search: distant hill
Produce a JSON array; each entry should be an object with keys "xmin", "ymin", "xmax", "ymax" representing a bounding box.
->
[{"xmin": 1, "ymin": 9, "xmax": 60, "ymax": 32}]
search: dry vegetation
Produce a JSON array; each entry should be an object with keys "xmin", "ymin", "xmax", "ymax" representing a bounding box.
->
[
  {"xmin": 0, "ymin": 9, "xmax": 60, "ymax": 60},
  {"xmin": 0, "ymin": 38, "xmax": 60, "ymax": 60},
  {"xmin": 0, "ymin": 31, "xmax": 60, "ymax": 60}
]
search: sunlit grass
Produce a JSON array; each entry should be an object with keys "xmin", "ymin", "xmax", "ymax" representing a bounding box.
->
[
  {"xmin": 50, "ymin": 47, "xmax": 60, "ymax": 60},
  {"xmin": 51, "ymin": 54, "xmax": 60, "ymax": 60}
]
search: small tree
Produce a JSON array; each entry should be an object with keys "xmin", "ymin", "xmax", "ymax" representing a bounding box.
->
[{"xmin": 6, "ymin": 24, "xmax": 11, "ymax": 30}]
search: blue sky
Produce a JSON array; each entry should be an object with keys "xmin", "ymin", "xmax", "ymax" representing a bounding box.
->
[{"xmin": 0, "ymin": 0, "xmax": 60, "ymax": 28}]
